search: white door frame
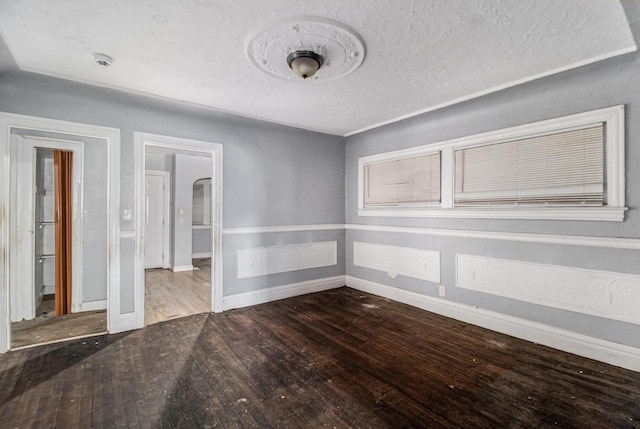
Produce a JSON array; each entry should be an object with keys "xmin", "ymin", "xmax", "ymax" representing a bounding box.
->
[
  {"xmin": 134, "ymin": 132, "xmax": 223, "ymax": 329},
  {"xmin": 0, "ymin": 112, "xmax": 121, "ymax": 353},
  {"xmin": 10, "ymin": 135, "xmax": 84, "ymax": 321},
  {"xmin": 144, "ymin": 170, "xmax": 171, "ymax": 269}
]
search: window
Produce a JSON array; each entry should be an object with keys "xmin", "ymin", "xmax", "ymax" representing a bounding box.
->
[
  {"xmin": 364, "ymin": 152, "xmax": 441, "ymax": 207},
  {"xmin": 454, "ymin": 125, "xmax": 604, "ymax": 207},
  {"xmin": 357, "ymin": 105, "xmax": 625, "ymax": 221}
]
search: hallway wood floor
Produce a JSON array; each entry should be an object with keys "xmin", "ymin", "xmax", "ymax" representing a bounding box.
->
[
  {"xmin": 144, "ymin": 258, "xmax": 211, "ymax": 326},
  {"xmin": 0, "ymin": 287, "xmax": 638, "ymax": 428}
]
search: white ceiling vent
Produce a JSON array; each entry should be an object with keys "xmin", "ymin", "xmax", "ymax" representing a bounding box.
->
[{"xmin": 246, "ymin": 16, "xmax": 366, "ymax": 82}]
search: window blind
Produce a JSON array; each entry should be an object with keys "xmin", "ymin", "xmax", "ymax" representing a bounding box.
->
[
  {"xmin": 454, "ymin": 124, "xmax": 605, "ymax": 207},
  {"xmin": 364, "ymin": 152, "xmax": 441, "ymax": 207}
]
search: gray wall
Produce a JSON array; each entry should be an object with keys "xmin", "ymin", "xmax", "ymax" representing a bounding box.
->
[
  {"xmin": 344, "ymin": 9, "xmax": 640, "ymax": 349},
  {"xmin": 173, "ymin": 154, "xmax": 211, "ymax": 267},
  {"xmin": 0, "ymin": 70, "xmax": 345, "ymax": 314},
  {"xmin": 192, "ymin": 228, "xmax": 211, "ymax": 255},
  {"xmin": 145, "ymin": 152, "xmax": 173, "ymax": 172}
]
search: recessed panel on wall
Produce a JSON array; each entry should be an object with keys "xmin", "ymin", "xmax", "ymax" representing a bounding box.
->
[
  {"xmin": 456, "ymin": 254, "xmax": 640, "ymax": 324},
  {"xmin": 237, "ymin": 241, "xmax": 337, "ymax": 279},
  {"xmin": 353, "ymin": 242, "xmax": 440, "ymax": 283}
]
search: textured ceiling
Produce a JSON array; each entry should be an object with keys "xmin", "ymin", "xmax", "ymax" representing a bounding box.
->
[{"xmin": 0, "ymin": 0, "xmax": 635, "ymax": 136}]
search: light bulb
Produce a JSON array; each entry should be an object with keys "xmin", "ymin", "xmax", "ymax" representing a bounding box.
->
[{"xmin": 287, "ymin": 51, "xmax": 324, "ymax": 80}]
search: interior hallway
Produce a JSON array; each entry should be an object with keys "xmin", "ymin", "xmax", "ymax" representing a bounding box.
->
[{"xmin": 144, "ymin": 258, "xmax": 211, "ymax": 326}]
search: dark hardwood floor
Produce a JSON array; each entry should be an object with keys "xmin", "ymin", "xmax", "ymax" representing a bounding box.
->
[{"xmin": 0, "ymin": 287, "xmax": 638, "ymax": 428}]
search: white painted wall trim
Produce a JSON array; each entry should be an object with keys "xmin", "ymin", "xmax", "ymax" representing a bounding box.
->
[
  {"xmin": 346, "ymin": 224, "xmax": 640, "ymax": 250},
  {"xmin": 353, "ymin": 241, "xmax": 440, "ymax": 283},
  {"xmin": 237, "ymin": 241, "xmax": 337, "ymax": 279},
  {"xmin": 223, "ymin": 224, "xmax": 346, "ymax": 235},
  {"xmin": 223, "ymin": 223, "xmax": 640, "ymax": 250},
  {"xmin": 223, "ymin": 275, "xmax": 346, "ymax": 311},
  {"xmin": 80, "ymin": 299, "xmax": 107, "ymax": 312},
  {"xmin": 356, "ymin": 207, "xmax": 626, "ymax": 222},
  {"xmin": 345, "ymin": 276, "xmax": 640, "ymax": 372},
  {"xmin": 192, "ymin": 252, "xmax": 212, "ymax": 258},
  {"xmin": 172, "ymin": 265, "xmax": 194, "ymax": 272},
  {"xmin": 0, "ymin": 112, "xmax": 120, "ymax": 353},
  {"xmin": 456, "ymin": 254, "xmax": 640, "ymax": 325}
]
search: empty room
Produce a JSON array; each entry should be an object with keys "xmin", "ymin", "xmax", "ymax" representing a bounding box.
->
[{"xmin": 0, "ymin": 1, "xmax": 639, "ymax": 428}]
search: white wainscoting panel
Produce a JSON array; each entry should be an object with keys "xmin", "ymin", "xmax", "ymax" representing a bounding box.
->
[
  {"xmin": 456, "ymin": 254, "xmax": 640, "ymax": 325},
  {"xmin": 237, "ymin": 241, "xmax": 337, "ymax": 279},
  {"xmin": 353, "ymin": 242, "xmax": 440, "ymax": 283}
]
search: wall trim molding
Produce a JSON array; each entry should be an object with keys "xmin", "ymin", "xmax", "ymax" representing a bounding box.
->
[
  {"xmin": 172, "ymin": 265, "xmax": 194, "ymax": 272},
  {"xmin": 223, "ymin": 224, "xmax": 346, "ymax": 235},
  {"xmin": 221, "ymin": 223, "xmax": 640, "ymax": 250},
  {"xmin": 356, "ymin": 207, "xmax": 626, "ymax": 222},
  {"xmin": 192, "ymin": 252, "xmax": 212, "ymax": 259},
  {"xmin": 80, "ymin": 300, "xmax": 107, "ymax": 312},
  {"xmin": 345, "ymin": 275, "xmax": 640, "ymax": 372},
  {"xmin": 223, "ymin": 275, "xmax": 346, "ymax": 311},
  {"xmin": 346, "ymin": 224, "xmax": 640, "ymax": 250}
]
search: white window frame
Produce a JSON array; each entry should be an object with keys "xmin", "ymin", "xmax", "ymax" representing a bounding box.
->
[{"xmin": 357, "ymin": 105, "xmax": 626, "ymax": 221}]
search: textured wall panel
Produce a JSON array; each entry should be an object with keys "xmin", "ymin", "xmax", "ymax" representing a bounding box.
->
[
  {"xmin": 353, "ymin": 242, "xmax": 440, "ymax": 283},
  {"xmin": 456, "ymin": 254, "xmax": 640, "ymax": 324},
  {"xmin": 237, "ymin": 241, "xmax": 337, "ymax": 279}
]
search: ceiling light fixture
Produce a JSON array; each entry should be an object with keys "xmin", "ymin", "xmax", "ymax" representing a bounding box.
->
[
  {"xmin": 246, "ymin": 17, "xmax": 365, "ymax": 82},
  {"xmin": 287, "ymin": 50, "xmax": 324, "ymax": 79}
]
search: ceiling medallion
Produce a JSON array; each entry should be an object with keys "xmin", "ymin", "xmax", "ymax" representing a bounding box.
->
[{"xmin": 246, "ymin": 16, "xmax": 366, "ymax": 82}]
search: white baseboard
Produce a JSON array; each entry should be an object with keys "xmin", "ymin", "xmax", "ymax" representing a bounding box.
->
[
  {"xmin": 172, "ymin": 265, "xmax": 194, "ymax": 272},
  {"xmin": 345, "ymin": 275, "xmax": 640, "ymax": 372},
  {"xmin": 192, "ymin": 252, "xmax": 212, "ymax": 258},
  {"xmin": 80, "ymin": 299, "xmax": 107, "ymax": 312},
  {"xmin": 223, "ymin": 275, "xmax": 346, "ymax": 311},
  {"xmin": 43, "ymin": 285, "xmax": 55, "ymax": 295}
]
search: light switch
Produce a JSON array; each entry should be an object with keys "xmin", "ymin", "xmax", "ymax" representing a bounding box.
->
[{"xmin": 122, "ymin": 209, "xmax": 132, "ymax": 220}]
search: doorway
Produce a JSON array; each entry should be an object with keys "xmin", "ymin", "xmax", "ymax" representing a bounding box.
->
[
  {"xmin": 8, "ymin": 134, "xmax": 107, "ymax": 348},
  {"xmin": 144, "ymin": 170, "xmax": 170, "ymax": 269},
  {"xmin": 134, "ymin": 133, "xmax": 223, "ymax": 329},
  {"xmin": 0, "ymin": 112, "xmax": 121, "ymax": 354}
]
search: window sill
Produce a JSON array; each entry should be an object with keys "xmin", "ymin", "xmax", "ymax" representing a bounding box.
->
[{"xmin": 357, "ymin": 206, "xmax": 627, "ymax": 221}]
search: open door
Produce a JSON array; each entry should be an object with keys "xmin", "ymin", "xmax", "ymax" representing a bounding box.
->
[{"xmin": 53, "ymin": 150, "xmax": 73, "ymax": 316}]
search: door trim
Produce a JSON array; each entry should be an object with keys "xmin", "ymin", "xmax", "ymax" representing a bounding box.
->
[
  {"xmin": 134, "ymin": 132, "xmax": 223, "ymax": 329},
  {"xmin": 0, "ymin": 112, "xmax": 121, "ymax": 353},
  {"xmin": 10, "ymin": 136, "xmax": 84, "ymax": 321},
  {"xmin": 144, "ymin": 170, "xmax": 171, "ymax": 269}
]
